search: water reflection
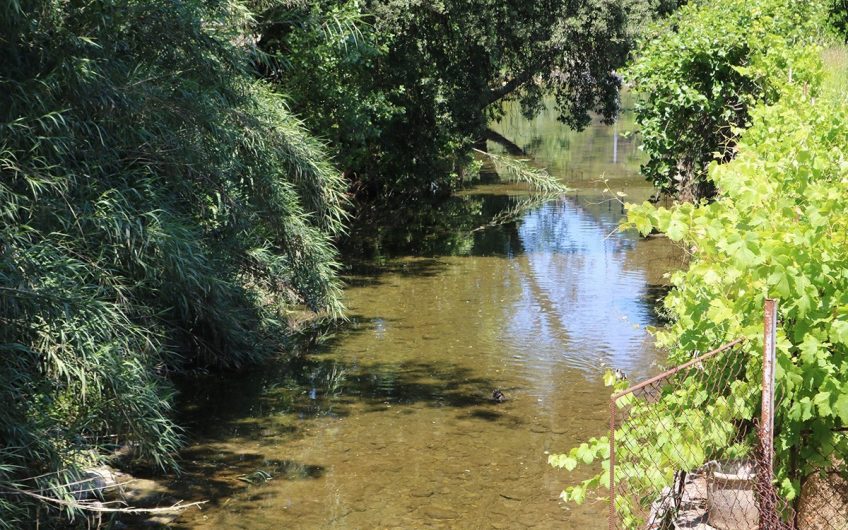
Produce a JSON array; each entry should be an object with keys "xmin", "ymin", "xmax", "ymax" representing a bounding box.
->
[
  {"xmin": 161, "ymin": 97, "xmax": 683, "ymax": 529},
  {"xmin": 341, "ymin": 191, "xmax": 527, "ymax": 259},
  {"xmin": 491, "ymin": 95, "xmax": 643, "ymax": 183},
  {"xmin": 507, "ymin": 199, "xmax": 660, "ymax": 380}
]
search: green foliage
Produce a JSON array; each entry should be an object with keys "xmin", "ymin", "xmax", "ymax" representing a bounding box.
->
[
  {"xmin": 259, "ymin": 0, "xmax": 667, "ymax": 199},
  {"xmin": 626, "ymin": 85, "xmax": 848, "ymax": 504},
  {"xmin": 552, "ymin": 0, "xmax": 848, "ymax": 522},
  {"xmin": 471, "ymin": 150, "xmax": 567, "ymax": 195},
  {"xmin": 255, "ymin": 1, "xmax": 400, "ymax": 195},
  {"xmin": 831, "ymin": 0, "xmax": 848, "ymax": 39},
  {"xmin": 0, "ymin": 0, "xmax": 346, "ymax": 524},
  {"xmin": 627, "ymin": 0, "xmax": 829, "ymax": 200}
]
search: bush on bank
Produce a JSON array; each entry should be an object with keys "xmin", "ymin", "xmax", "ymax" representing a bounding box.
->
[
  {"xmin": 551, "ymin": 0, "xmax": 848, "ymax": 522},
  {"xmin": 627, "ymin": 0, "xmax": 830, "ymax": 200},
  {"xmin": 0, "ymin": 1, "xmax": 346, "ymax": 525}
]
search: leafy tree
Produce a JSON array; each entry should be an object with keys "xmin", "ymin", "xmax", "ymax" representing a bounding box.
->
[
  {"xmin": 0, "ymin": 0, "xmax": 346, "ymax": 524},
  {"xmin": 626, "ymin": 0, "xmax": 829, "ymax": 201},
  {"xmin": 257, "ymin": 0, "xmax": 669, "ymax": 200}
]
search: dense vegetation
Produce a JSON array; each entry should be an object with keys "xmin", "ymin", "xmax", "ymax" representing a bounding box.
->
[
  {"xmin": 0, "ymin": 1, "xmax": 347, "ymax": 526},
  {"xmin": 0, "ymin": 0, "xmax": 682, "ymax": 526},
  {"xmin": 832, "ymin": 0, "xmax": 848, "ymax": 38},
  {"xmin": 256, "ymin": 0, "xmax": 677, "ymax": 200},
  {"xmin": 626, "ymin": 0, "xmax": 829, "ymax": 201},
  {"xmin": 551, "ymin": 0, "xmax": 848, "ymax": 524}
]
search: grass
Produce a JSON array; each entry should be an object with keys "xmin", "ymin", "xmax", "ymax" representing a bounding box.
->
[{"xmin": 822, "ymin": 44, "xmax": 848, "ymax": 101}]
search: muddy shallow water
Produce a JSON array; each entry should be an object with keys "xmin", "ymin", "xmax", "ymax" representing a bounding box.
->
[{"xmin": 164, "ymin": 100, "xmax": 682, "ymax": 529}]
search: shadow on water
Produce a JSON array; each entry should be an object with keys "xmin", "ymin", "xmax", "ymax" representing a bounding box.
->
[
  {"xmin": 171, "ymin": 450, "xmax": 324, "ymax": 505},
  {"xmin": 149, "ymin": 457, "xmax": 327, "ymax": 530},
  {"xmin": 341, "ymin": 258, "xmax": 448, "ymax": 289},
  {"xmin": 340, "ymin": 190, "xmax": 527, "ymax": 261},
  {"xmin": 147, "ymin": 338, "xmax": 510, "ymax": 524},
  {"xmin": 465, "ymin": 409, "xmax": 505, "ymax": 422},
  {"xmin": 155, "ymin": 94, "xmax": 685, "ymax": 530},
  {"xmin": 172, "ymin": 312, "xmax": 514, "ymax": 448},
  {"xmin": 178, "ymin": 346, "xmax": 504, "ymax": 439}
]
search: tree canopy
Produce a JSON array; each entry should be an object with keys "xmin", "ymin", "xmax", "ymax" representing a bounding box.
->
[{"xmin": 257, "ymin": 0, "xmax": 674, "ymax": 198}]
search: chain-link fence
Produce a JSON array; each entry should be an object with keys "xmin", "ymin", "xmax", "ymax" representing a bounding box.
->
[{"xmin": 609, "ymin": 300, "xmax": 848, "ymax": 529}]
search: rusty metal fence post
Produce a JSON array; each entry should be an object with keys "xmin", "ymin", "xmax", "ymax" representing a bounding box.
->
[
  {"xmin": 759, "ymin": 299, "xmax": 778, "ymax": 523},
  {"xmin": 610, "ymin": 400, "xmax": 616, "ymax": 530}
]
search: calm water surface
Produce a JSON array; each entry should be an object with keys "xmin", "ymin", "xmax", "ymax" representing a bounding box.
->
[{"xmin": 167, "ymin": 100, "xmax": 682, "ymax": 529}]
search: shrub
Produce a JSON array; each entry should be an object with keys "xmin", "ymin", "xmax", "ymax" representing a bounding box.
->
[{"xmin": 0, "ymin": 0, "xmax": 346, "ymax": 524}]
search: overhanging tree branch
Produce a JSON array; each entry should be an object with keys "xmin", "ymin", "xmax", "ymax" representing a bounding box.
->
[{"xmin": 484, "ymin": 51, "xmax": 556, "ymax": 106}]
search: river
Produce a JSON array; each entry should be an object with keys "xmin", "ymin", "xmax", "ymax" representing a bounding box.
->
[{"xmin": 163, "ymin": 99, "xmax": 682, "ymax": 529}]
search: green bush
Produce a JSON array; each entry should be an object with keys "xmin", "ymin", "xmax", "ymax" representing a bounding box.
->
[
  {"xmin": 0, "ymin": 0, "xmax": 346, "ymax": 525},
  {"xmin": 627, "ymin": 0, "xmax": 828, "ymax": 200}
]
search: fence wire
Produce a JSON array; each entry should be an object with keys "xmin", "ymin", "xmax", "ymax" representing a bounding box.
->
[
  {"xmin": 609, "ymin": 301, "xmax": 848, "ymax": 529},
  {"xmin": 757, "ymin": 373, "xmax": 848, "ymax": 530},
  {"xmin": 610, "ymin": 338, "xmax": 756, "ymax": 529}
]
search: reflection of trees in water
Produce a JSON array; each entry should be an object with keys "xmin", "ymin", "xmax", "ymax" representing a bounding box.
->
[
  {"xmin": 341, "ymin": 187, "xmax": 648, "ymax": 264},
  {"xmin": 490, "ymin": 96, "xmax": 643, "ymax": 181},
  {"xmin": 525, "ymin": 198, "xmax": 636, "ymax": 256},
  {"xmin": 341, "ymin": 192, "xmax": 528, "ymax": 259},
  {"xmin": 570, "ymin": 194, "xmax": 628, "ymax": 228},
  {"xmin": 518, "ymin": 195, "xmax": 683, "ymax": 329},
  {"xmin": 506, "ymin": 199, "xmax": 661, "ymax": 378}
]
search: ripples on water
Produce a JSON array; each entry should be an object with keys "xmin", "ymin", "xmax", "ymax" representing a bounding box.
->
[{"xmin": 163, "ymin": 99, "xmax": 683, "ymax": 529}]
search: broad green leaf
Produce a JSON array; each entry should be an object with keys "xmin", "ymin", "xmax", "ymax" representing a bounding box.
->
[{"xmin": 835, "ymin": 393, "xmax": 848, "ymax": 425}]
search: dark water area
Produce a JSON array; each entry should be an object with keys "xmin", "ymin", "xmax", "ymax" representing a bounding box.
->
[{"xmin": 164, "ymin": 99, "xmax": 683, "ymax": 529}]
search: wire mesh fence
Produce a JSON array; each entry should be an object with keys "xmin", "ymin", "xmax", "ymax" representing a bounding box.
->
[
  {"xmin": 609, "ymin": 337, "xmax": 756, "ymax": 529},
  {"xmin": 609, "ymin": 300, "xmax": 848, "ymax": 529},
  {"xmin": 757, "ymin": 357, "xmax": 848, "ymax": 530}
]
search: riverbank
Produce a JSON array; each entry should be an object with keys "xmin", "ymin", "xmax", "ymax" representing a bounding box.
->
[{"xmin": 551, "ymin": 1, "xmax": 848, "ymax": 525}]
